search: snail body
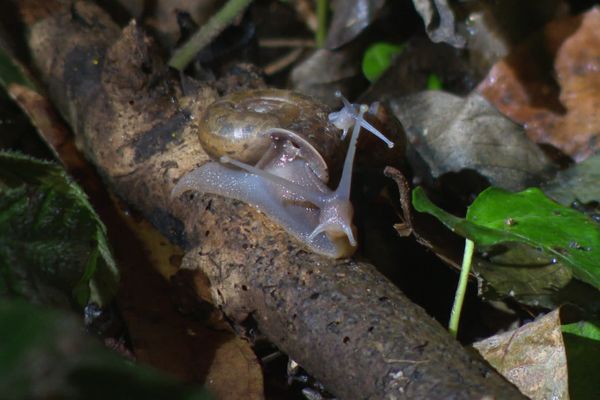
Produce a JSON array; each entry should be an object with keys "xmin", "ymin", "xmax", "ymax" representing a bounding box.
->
[{"xmin": 172, "ymin": 89, "xmax": 391, "ymax": 258}]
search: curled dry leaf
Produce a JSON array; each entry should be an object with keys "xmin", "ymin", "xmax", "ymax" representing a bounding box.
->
[
  {"xmin": 390, "ymin": 91, "xmax": 554, "ymax": 191},
  {"xmin": 411, "ymin": 0, "xmax": 466, "ymax": 48},
  {"xmin": 325, "ymin": 0, "xmax": 385, "ymax": 49},
  {"xmin": 473, "ymin": 309, "xmax": 568, "ymax": 400},
  {"xmin": 478, "ymin": 7, "xmax": 600, "ymax": 162}
]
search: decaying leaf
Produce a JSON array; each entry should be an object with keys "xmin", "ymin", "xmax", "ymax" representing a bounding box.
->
[
  {"xmin": 473, "ymin": 309, "xmax": 568, "ymax": 400},
  {"xmin": 118, "ymin": 213, "xmax": 264, "ymax": 400},
  {"xmin": 464, "ymin": 0, "xmax": 568, "ymax": 75},
  {"xmin": 473, "ymin": 245, "xmax": 600, "ymax": 318},
  {"xmin": 478, "ymin": 7, "xmax": 600, "ymax": 162},
  {"xmin": 474, "ymin": 244, "xmax": 573, "ymax": 309},
  {"xmin": 390, "ymin": 91, "xmax": 554, "ymax": 191},
  {"xmin": 542, "ymin": 152, "xmax": 600, "ymax": 207},
  {"xmin": 325, "ymin": 0, "xmax": 385, "ymax": 49},
  {"xmin": 291, "ymin": 46, "xmax": 365, "ymax": 107},
  {"xmin": 411, "ymin": 0, "xmax": 465, "ymax": 48}
]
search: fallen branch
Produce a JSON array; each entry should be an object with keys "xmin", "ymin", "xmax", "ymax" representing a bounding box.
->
[{"xmin": 22, "ymin": 1, "xmax": 524, "ymax": 398}]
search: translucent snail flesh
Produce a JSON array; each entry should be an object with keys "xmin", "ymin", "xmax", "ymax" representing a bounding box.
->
[{"xmin": 172, "ymin": 89, "xmax": 392, "ymax": 258}]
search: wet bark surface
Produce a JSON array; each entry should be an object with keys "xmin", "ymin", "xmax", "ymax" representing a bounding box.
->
[{"xmin": 23, "ymin": 1, "xmax": 525, "ymax": 398}]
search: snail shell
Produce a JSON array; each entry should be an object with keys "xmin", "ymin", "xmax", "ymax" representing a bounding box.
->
[
  {"xmin": 198, "ymin": 89, "xmax": 342, "ymax": 181},
  {"xmin": 173, "ymin": 89, "xmax": 373, "ymax": 258}
]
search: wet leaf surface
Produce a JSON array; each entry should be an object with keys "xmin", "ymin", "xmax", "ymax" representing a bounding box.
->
[
  {"xmin": 391, "ymin": 91, "xmax": 554, "ymax": 191},
  {"xmin": 474, "ymin": 244, "xmax": 573, "ymax": 308},
  {"xmin": 478, "ymin": 7, "xmax": 600, "ymax": 162},
  {"xmin": 413, "ymin": 186, "xmax": 600, "ymax": 290},
  {"xmin": 542, "ymin": 152, "xmax": 600, "ymax": 207},
  {"xmin": 388, "ymin": 163, "xmax": 600, "ymax": 313}
]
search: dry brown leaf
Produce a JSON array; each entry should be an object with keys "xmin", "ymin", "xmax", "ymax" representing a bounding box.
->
[
  {"xmin": 325, "ymin": 0, "xmax": 385, "ymax": 49},
  {"xmin": 291, "ymin": 46, "xmax": 365, "ymax": 107},
  {"xmin": 412, "ymin": 0, "xmax": 466, "ymax": 48},
  {"xmin": 478, "ymin": 7, "xmax": 600, "ymax": 162},
  {"xmin": 104, "ymin": 203, "xmax": 265, "ymax": 400},
  {"xmin": 473, "ymin": 309, "xmax": 568, "ymax": 400},
  {"xmin": 390, "ymin": 91, "xmax": 554, "ymax": 191}
]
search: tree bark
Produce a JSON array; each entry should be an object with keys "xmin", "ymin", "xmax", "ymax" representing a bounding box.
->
[{"xmin": 23, "ymin": 1, "xmax": 525, "ymax": 398}]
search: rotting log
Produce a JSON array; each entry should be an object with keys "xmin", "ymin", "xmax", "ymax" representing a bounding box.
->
[{"xmin": 22, "ymin": 1, "xmax": 525, "ymax": 398}]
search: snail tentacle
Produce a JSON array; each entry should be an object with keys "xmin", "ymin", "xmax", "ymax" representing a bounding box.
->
[
  {"xmin": 328, "ymin": 91, "xmax": 394, "ymax": 148},
  {"xmin": 172, "ymin": 89, "xmax": 393, "ymax": 259}
]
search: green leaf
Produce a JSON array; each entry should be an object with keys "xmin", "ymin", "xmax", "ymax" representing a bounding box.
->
[
  {"xmin": 426, "ymin": 74, "xmax": 443, "ymax": 90},
  {"xmin": 0, "ymin": 45, "xmax": 36, "ymax": 90},
  {"xmin": 361, "ymin": 42, "xmax": 404, "ymax": 82},
  {"xmin": 0, "ymin": 151, "xmax": 119, "ymax": 307},
  {"xmin": 561, "ymin": 321, "xmax": 600, "ymax": 399},
  {"xmin": 0, "ymin": 300, "xmax": 210, "ymax": 400},
  {"xmin": 412, "ymin": 186, "xmax": 600, "ymax": 290}
]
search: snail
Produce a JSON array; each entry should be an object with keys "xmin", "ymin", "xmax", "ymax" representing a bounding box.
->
[{"xmin": 172, "ymin": 89, "xmax": 393, "ymax": 258}]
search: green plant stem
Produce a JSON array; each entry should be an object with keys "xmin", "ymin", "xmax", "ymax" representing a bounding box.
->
[
  {"xmin": 449, "ymin": 238, "xmax": 475, "ymax": 338},
  {"xmin": 168, "ymin": 0, "xmax": 253, "ymax": 71},
  {"xmin": 316, "ymin": 0, "xmax": 328, "ymax": 47}
]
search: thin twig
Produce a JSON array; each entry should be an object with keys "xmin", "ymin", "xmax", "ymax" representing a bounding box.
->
[
  {"xmin": 292, "ymin": 0, "xmax": 318, "ymax": 32},
  {"xmin": 263, "ymin": 48, "xmax": 304, "ymax": 75},
  {"xmin": 258, "ymin": 38, "xmax": 316, "ymax": 48},
  {"xmin": 168, "ymin": 0, "xmax": 253, "ymax": 71}
]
